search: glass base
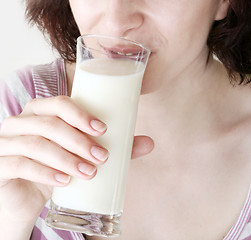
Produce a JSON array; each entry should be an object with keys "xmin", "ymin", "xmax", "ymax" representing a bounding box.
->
[{"xmin": 45, "ymin": 200, "xmax": 121, "ymax": 237}]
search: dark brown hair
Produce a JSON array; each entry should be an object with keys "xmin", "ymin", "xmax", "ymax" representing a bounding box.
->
[
  {"xmin": 207, "ymin": 0, "xmax": 251, "ymax": 84},
  {"xmin": 25, "ymin": 0, "xmax": 251, "ymax": 83},
  {"xmin": 25, "ymin": 0, "xmax": 80, "ymax": 62}
]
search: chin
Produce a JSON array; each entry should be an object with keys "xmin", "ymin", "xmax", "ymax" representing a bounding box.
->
[
  {"xmin": 140, "ymin": 64, "xmax": 166, "ymax": 95},
  {"xmin": 140, "ymin": 76, "xmax": 162, "ymax": 95}
]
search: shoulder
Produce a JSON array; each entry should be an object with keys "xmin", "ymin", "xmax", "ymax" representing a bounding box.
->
[
  {"xmin": 0, "ymin": 58, "xmax": 65, "ymax": 99},
  {"xmin": 0, "ymin": 66, "xmax": 35, "ymax": 123},
  {"xmin": 31, "ymin": 58, "xmax": 67, "ymax": 97},
  {"xmin": 32, "ymin": 58, "xmax": 65, "ymax": 83},
  {"xmin": 226, "ymin": 114, "xmax": 251, "ymax": 180},
  {"xmin": 0, "ymin": 59, "xmax": 66, "ymax": 124},
  {"xmin": 218, "ymin": 82, "xmax": 251, "ymax": 180}
]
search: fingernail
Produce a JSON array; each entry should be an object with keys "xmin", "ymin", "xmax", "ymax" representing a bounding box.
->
[
  {"xmin": 91, "ymin": 145, "xmax": 109, "ymax": 162},
  {"xmin": 78, "ymin": 162, "xmax": 97, "ymax": 176},
  {"xmin": 90, "ymin": 120, "xmax": 107, "ymax": 133},
  {"xmin": 55, "ymin": 173, "xmax": 71, "ymax": 184}
]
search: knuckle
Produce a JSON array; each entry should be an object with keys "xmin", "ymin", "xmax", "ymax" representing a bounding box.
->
[
  {"xmin": 75, "ymin": 108, "xmax": 88, "ymax": 121},
  {"xmin": 60, "ymin": 154, "xmax": 79, "ymax": 168},
  {"xmin": 54, "ymin": 96, "xmax": 90, "ymax": 129},
  {"xmin": 34, "ymin": 165, "xmax": 50, "ymax": 179},
  {"xmin": 8, "ymin": 156, "xmax": 26, "ymax": 173},
  {"xmin": 55, "ymin": 95, "xmax": 86, "ymax": 116},
  {"xmin": 24, "ymin": 135, "xmax": 47, "ymax": 150},
  {"xmin": 54, "ymin": 95, "xmax": 70, "ymax": 106},
  {"xmin": 40, "ymin": 115, "xmax": 60, "ymax": 130},
  {"xmin": 71, "ymin": 132, "xmax": 88, "ymax": 147}
]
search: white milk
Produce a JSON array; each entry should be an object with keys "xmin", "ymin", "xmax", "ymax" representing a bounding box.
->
[{"xmin": 52, "ymin": 58, "xmax": 145, "ymax": 215}]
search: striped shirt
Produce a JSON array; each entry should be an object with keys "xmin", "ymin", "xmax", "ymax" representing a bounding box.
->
[
  {"xmin": 0, "ymin": 59, "xmax": 85, "ymax": 240},
  {"xmin": 0, "ymin": 59, "xmax": 250, "ymax": 239}
]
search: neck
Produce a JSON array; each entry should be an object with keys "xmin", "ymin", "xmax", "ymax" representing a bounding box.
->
[{"xmin": 137, "ymin": 55, "xmax": 231, "ymax": 138}]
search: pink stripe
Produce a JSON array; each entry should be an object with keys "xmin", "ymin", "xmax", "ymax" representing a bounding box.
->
[
  {"xmin": 35, "ymin": 83, "xmax": 58, "ymax": 90},
  {"xmin": 35, "ymin": 85, "xmax": 58, "ymax": 91},
  {"xmin": 54, "ymin": 228, "xmax": 81, "ymax": 240},
  {"xmin": 34, "ymin": 74, "xmax": 57, "ymax": 78},
  {"xmin": 39, "ymin": 205, "xmax": 85, "ymax": 239},
  {"xmin": 35, "ymin": 87, "xmax": 57, "ymax": 96},
  {"xmin": 34, "ymin": 80, "xmax": 58, "ymax": 87},
  {"xmin": 31, "ymin": 225, "xmax": 47, "ymax": 240},
  {"xmin": 35, "ymin": 78, "xmax": 58, "ymax": 85},
  {"xmin": 31, "ymin": 59, "xmax": 67, "ymax": 99},
  {"xmin": 16, "ymin": 67, "xmax": 36, "ymax": 99},
  {"xmin": 243, "ymin": 236, "xmax": 251, "ymax": 240},
  {"xmin": 37, "ymin": 93, "xmax": 54, "ymax": 98},
  {"xmin": 56, "ymin": 59, "xmax": 68, "ymax": 96},
  {"xmin": 33, "ymin": 70, "xmax": 58, "ymax": 77},
  {"xmin": 227, "ymin": 209, "xmax": 247, "ymax": 239},
  {"xmin": 40, "ymin": 206, "xmax": 49, "ymax": 219},
  {"xmin": 0, "ymin": 81, "xmax": 22, "ymax": 116},
  {"xmin": 225, "ymin": 186, "xmax": 251, "ymax": 239},
  {"xmin": 36, "ymin": 86, "xmax": 58, "ymax": 92},
  {"xmin": 35, "ymin": 87, "xmax": 58, "ymax": 95},
  {"xmin": 33, "ymin": 62, "xmax": 59, "ymax": 98},
  {"xmin": 247, "ymin": 214, "xmax": 251, "ymax": 223},
  {"xmin": 231, "ymin": 192, "xmax": 251, "ymax": 239},
  {"xmin": 71, "ymin": 231, "xmax": 86, "ymax": 240}
]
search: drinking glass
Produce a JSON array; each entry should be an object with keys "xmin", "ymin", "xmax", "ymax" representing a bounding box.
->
[{"xmin": 45, "ymin": 34, "xmax": 150, "ymax": 237}]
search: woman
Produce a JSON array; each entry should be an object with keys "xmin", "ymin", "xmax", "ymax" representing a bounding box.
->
[{"xmin": 0, "ymin": 0, "xmax": 250, "ymax": 239}]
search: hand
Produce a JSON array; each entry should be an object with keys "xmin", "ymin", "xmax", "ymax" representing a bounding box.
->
[{"xmin": 0, "ymin": 96, "xmax": 154, "ymax": 226}]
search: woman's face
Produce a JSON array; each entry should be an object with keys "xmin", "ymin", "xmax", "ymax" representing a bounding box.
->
[{"xmin": 69, "ymin": 0, "xmax": 229, "ymax": 93}]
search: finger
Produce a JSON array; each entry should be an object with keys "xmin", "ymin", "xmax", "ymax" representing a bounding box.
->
[
  {"xmin": 21, "ymin": 96, "xmax": 107, "ymax": 136},
  {"xmin": 0, "ymin": 116, "xmax": 109, "ymax": 165},
  {"xmin": 0, "ymin": 136, "xmax": 97, "ymax": 180},
  {"xmin": 131, "ymin": 135, "xmax": 154, "ymax": 159},
  {"xmin": 0, "ymin": 156, "xmax": 72, "ymax": 187}
]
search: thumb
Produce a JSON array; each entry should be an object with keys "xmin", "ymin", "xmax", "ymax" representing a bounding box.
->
[{"xmin": 131, "ymin": 135, "xmax": 154, "ymax": 159}]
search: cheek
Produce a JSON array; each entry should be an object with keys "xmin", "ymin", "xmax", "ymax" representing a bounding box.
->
[
  {"xmin": 155, "ymin": 4, "xmax": 215, "ymax": 63},
  {"xmin": 140, "ymin": 2, "xmax": 217, "ymax": 92},
  {"xmin": 155, "ymin": 0, "xmax": 216, "ymax": 45},
  {"xmin": 69, "ymin": 1, "xmax": 103, "ymax": 34}
]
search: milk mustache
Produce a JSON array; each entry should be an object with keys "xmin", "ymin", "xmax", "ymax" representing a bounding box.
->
[{"xmin": 52, "ymin": 58, "xmax": 145, "ymax": 215}]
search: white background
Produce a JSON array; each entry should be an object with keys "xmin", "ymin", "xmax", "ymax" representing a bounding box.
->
[{"xmin": 0, "ymin": 0, "xmax": 55, "ymax": 76}]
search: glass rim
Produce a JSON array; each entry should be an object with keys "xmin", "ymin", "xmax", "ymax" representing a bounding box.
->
[{"xmin": 77, "ymin": 34, "xmax": 151, "ymax": 56}]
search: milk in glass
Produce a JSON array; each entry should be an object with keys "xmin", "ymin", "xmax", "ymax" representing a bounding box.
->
[{"xmin": 52, "ymin": 58, "xmax": 144, "ymax": 215}]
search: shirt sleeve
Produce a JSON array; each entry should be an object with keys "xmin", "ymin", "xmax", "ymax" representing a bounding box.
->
[{"xmin": 0, "ymin": 66, "xmax": 35, "ymax": 128}]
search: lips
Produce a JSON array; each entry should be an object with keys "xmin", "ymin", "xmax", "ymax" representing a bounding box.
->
[
  {"xmin": 101, "ymin": 45, "xmax": 150, "ymax": 60},
  {"xmin": 108, "ymin": 46, "xmax": 144, "ymax": 54}
]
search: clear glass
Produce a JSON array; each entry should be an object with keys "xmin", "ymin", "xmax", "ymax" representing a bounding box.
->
[{"xmin": 45, "ymin": 34, "xmax": 150, "ymax": 237}]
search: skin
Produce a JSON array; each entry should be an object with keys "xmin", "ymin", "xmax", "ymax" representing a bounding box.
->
[
  {"xmin": 68, "ymin": 0, "xmax": 251, "ymax": 239},
  {"xmin": 0, "ymin": 0, "xmax": 250, "ymax": 240}
]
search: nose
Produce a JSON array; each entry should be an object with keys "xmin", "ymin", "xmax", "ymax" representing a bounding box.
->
[{"xmin": 103, "ymin": 0, "xmax": 144, "ymax": 37}]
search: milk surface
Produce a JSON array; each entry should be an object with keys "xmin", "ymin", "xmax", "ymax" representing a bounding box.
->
[{"xmin": 52, "ymin": 58, "xmax": 145, "ymax": 215}]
